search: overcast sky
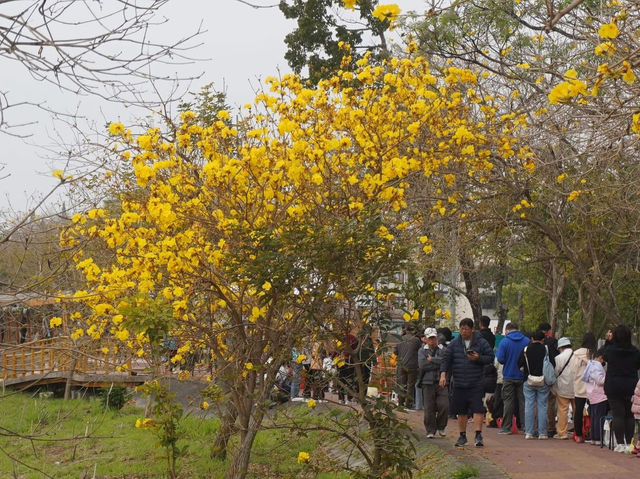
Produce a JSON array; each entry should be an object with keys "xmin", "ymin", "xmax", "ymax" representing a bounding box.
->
[{"xmin": 1, "ymin": 0, "xmax": 426, "ymax": 213}]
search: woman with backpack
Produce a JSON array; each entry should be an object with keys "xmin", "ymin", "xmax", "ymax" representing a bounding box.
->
[{"xmin": 517, "ymin": 330, "xmax": 553, "ymax": 439}]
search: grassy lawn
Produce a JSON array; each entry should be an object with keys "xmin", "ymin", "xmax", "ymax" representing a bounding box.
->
[{"xmin": 0, "ymin": 391, "xmax": 473, "ymax": 478}]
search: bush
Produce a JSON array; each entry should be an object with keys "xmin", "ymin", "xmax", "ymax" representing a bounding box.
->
[{"xmin": 98, "ymin": 385, "xmax": 130, "ymax": 410}]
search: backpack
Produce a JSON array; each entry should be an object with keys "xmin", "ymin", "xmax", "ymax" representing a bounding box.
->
[{"xmin": 542, "ymin": 346, "xmax": 557, "ymax": 386}]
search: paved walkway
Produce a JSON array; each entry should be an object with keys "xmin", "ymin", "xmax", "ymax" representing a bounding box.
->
[{"xmin": 404, "ymin": 410, "xmax": 639, "ymax": 478}]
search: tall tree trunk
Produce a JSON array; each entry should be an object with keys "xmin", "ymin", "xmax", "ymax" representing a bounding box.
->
[
  {"xmin": 224, "ymin": 409, "xmax": 265, "ymax": 479},
  {"xmin": 211, "ymin": 402, "xmax": 237, "ymax": 460},
  {"xmin": 459, "ymin": 249, "xmax": 482, "ymax": 324},
  {"xmin": 517, "ymin": 291, "xmax": 524, "ymax": 324},
  {"xmin": 495, "ymin": 267, "xmax": 507, "ymax": 334},
  {"xmin": 64, "ymin": 349, "xmax": 79, "ymax": 400},
  {"xmin": 548, "ymin": 259, "xmax": 566, "ymax": 334}
]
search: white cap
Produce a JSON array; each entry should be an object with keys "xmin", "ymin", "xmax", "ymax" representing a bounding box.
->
[
  {"xmin": 424, "ymin": 327, "xmax": 438, "ymax": 338},
  {"xmin": 558, "ymin": 337, "xmax": 572, "ymax": 348}
]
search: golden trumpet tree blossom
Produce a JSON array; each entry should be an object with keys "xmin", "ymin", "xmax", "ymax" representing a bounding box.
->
[{"xmin": 61, "ymin": 47, "xmax": 531, "ymax": 479}]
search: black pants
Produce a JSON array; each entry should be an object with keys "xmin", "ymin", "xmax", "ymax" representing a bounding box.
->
[
  {"xmin": 492, "ymin": 383, "xmax": 504, "ymax": 419},
  {"xmin": 502, "ymin": 379, "xmax": 524, "ymax": 430},
  {"xmin": 396, "ymin": 367, "xmax": 418, "ymax": 408},
  {"xmin": 574, "ymin": 396, "xmax": 587, "ymax": 438},
  {"xmin": 608, "ymin": 395, "xmax": 634, "ymax": 444},
  {"xmin": 589, "ymin": 400, "xmax": 608, "ymax": 442}
]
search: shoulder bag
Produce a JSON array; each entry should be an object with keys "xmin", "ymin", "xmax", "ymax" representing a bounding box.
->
[{"xmin": 524, "ymin": 346, "xmax": 545, "ymax": 387}]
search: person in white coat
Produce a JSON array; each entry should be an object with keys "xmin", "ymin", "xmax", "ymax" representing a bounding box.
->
[{"xmin": 553, "ymin": 337, "xmax": 575, "ymax": 439}]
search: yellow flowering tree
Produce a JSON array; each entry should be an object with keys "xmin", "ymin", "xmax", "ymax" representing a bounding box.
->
[{"xmin": 63, "ymin": 46, "xmax": 531, "ymax": 478}]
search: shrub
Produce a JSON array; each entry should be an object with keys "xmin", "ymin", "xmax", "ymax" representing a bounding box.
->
[{"xmin": 98, "ymin": 385, "xmax": 130, "ymax": 410}]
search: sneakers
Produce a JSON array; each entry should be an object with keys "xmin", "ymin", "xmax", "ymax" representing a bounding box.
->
[
  {"xmin": 525, "ymin": 434, "xmax": 535, "ymax": 440},
  {"xmin": 438, "ymin": 429, "xmax": 447, "ymax": 437},
  {"xmin": 538, "ymin": 435, "xmax": 548, "ymax": 440},
  {"xmin": 553, "ymin": 434, "xmax": 569, "ymax": 440},
  {"xmin": 614, "ymin": 444, "xmax": 627, "ymax": 453},
  {"xmin": 454, "ymin": 435, "xmax": 468, "ymax": 447},
  {"xmin": 498, "ymin": 429, "xmax": 512, "ymax": 435},
  {"xmin": 475, "ymin": 433, "xmax": 484, "ymax": 447},
  {"xmin": 426, "ymin": 433, "xmax": 435, "ymax": 439}
]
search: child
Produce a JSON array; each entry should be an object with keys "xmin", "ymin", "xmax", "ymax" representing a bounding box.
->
[
  {"xmin": 581, "ymin": 347, "xmax": 608, "ymax": 445},
  {"xmin": 631, "ymin": 377, "xmax": 640, "ymax": 457}
]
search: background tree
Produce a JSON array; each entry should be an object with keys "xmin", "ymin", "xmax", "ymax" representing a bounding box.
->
[{"xmin": 279, "ymin": 0, "xmax": 393, "ymax": 82}]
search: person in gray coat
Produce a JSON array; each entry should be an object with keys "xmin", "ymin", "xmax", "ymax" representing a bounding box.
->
[
  {"xmin": 418, "ymin": 328, "xmax": 449, "ymax": 438},
  {"xmin": 394, "ymin": 325, "xmax": 422, "ymax": 408}
]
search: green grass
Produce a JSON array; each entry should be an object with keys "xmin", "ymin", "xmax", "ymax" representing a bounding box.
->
[{"xmin": 0, "ymin": 392, "xmax": 470, "ymax": 478}]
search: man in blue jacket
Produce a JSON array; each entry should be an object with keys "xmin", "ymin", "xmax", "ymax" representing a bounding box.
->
[
  {"xmin": 439, "ymin": 318, "xmax": 494, "ymax": 447},
  {"xmin": 496, "ymin": 323, "xmax": 529, "ymax": 435}
]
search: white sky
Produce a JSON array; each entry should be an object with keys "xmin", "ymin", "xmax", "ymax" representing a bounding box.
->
[{"xmin": 0, "ymin": 0, "xmax": 427, "ymax": 212}]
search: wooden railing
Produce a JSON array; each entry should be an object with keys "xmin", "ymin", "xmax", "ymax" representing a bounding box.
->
[{"xmin": 0, "ymin": 336, "xmax": 140, "ymax": 383}]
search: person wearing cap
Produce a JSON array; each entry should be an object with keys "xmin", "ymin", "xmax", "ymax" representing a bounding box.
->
[
  {"xmin": 553, "ymin": 336, "xmax": 575, "ymax": 439},
  {"xmin": 418, "ymin": 327, "xmax": 449, "ymax": 438}
]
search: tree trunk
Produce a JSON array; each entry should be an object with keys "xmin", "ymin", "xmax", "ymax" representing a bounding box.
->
[
  {"xmin": 211, "ymin": 403, "xmax": 237, "ymax": 460},
  {"xmin": 548, "ymin": 260, "xmax": 566, "ymax": 334},
  {"xmin": 517, "ymin": 291, "xmax": 524, "ymax": 324},
  {"xmin": 224, "ymin": 409, "xmax": 265, "ymax": 479},
  {"xmin": 64, "ymin": 350, "xmax": 78, "ymax": 400},
  {"xmin": 459, "ymin": 249, "xmax": 482, "ymax": 324},
  {"xmin": 495, "ymin": 267, "xmax": 507, "ymax": 334}
]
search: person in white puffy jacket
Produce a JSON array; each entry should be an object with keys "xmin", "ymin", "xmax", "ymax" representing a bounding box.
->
[
  {"xmin": 571, "ymin": 332, "xmax": 598, "ymax": 442},
  {"xmin": 582, "ymin": 348, "xmax": 608, "ymax": 445},
  {"xmin": 553, "ymin": 337, "xmax": 575, "ymax": 439}
]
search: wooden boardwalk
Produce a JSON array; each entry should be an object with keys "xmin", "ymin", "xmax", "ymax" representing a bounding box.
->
[{"xmin": 0, "ymin": 336, "xmax": 150, "ymax": 389}]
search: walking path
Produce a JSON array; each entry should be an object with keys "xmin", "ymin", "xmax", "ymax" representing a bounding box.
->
[{"xmin": 404, "ymin": 411, "xmax": 639, "ymax": 478}]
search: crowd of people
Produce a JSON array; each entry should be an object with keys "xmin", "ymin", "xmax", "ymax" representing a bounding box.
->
[
  {"xmin": 272, "ymin": 317, "xmax": 640, "ymax": 458},
  {"xmin": 399, "ymin": 318, "xmax": 640, "ymax": 455}
]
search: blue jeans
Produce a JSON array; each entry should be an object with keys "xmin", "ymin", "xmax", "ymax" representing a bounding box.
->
[
  {"xmin": 290, "ymin": 363, "xmax": 302, "ymax": 398},
  {"xmin": 523, "ymin": 382, "xmax": 550, "ymax": 436}
]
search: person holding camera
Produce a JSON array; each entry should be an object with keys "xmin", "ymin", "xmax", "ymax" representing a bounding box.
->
[{"xmin": 439, "ymin": 318, "xmax": 494, "ymax": 447}]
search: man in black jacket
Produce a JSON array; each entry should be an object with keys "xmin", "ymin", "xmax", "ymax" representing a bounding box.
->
[
  {"xmin": 440, "ymin": 318, "xmax": 494, "ymax": 447},
  {"xmin": 538, "ymin": 322, "xmax": 558, "ymax": 436},
  {"xmin": 479, "ymin": 315, "xmax": 495, "ymax": 349}
]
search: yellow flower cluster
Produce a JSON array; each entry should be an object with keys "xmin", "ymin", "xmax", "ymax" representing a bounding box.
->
[
  {"xmin": 297, "ymin": 451, "xmax": 310, "ymax": 464},
  {"xmin": 372, "ymin": 4, "xmax": 401, "ymax": 23}
]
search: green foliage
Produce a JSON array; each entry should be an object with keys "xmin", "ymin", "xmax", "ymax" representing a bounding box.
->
[
  {"xmin": 178, "ymin": 82, "xmax": 229, "ymax": 126},
  {"xmin": 451, "ymin": 464, "xmax": 479, "ymax": 479},
  {"xmin": 0, "ymin": 392, "xmax": 468, "ymax": 478},
  {"xmin": 279, "ymin": 0, "xmax": 389, "ymax": 82},
  {"xmin": 98, "ymin": 385, "xmax": 130, "ymax": 410},
  {"xmin": 119, "ymin": 294, "xmax": 174, "ymax": 351}
]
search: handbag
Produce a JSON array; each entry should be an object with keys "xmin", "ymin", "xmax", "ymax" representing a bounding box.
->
[
  {"xmin": 524, "ymin": 347, "xmax": 545, "ymax": 387},
  {"xmin": 542, "ymin": 346, "xmax": 556, "ymax": 386}
]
